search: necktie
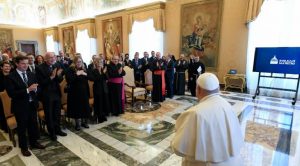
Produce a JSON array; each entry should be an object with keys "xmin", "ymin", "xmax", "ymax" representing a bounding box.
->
[
  {"xmin": 22, "ymin": 72, "xmax": 33, "ymax": 101},
  {"xmin": 22, "ymin": 72, "xmax": 28, "ymax": 86},
  {"xmin": 31, "ymin": 65, "xmax": 35, "ymax": 72}
]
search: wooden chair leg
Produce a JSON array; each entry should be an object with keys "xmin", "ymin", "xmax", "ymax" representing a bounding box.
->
[
  {"xmin": 9, "ymin": 129, "xmax": 16, "ymax": 147},
  {"xmin": 131, "ymin": 95, "xmax": 134, "ymax": 107},
  {"xmin": 38, "ymin": 118, "xmax": 43, "ymax": 132}
]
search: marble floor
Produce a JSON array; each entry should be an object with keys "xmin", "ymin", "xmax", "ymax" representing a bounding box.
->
[{"xmin": 0, "ymin": 91, "xmax": 300, "ymax": 166}]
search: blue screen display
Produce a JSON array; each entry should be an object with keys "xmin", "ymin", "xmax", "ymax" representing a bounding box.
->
[{"xmin": 253, "ymin": 47, "xmax": 300, "ymax": 74}]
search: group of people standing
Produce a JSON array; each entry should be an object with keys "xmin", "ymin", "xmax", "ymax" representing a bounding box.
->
[
  {"xmin": 0, "ymin": 49, "xmax": 205, "ymax": 157},
  {"xmin": 0, "ymin": 51, "xmax": 127, "ymax": 156},
  {"xmin": 122, "ymin": 51, "xmax": 205, "ymax": 102}
]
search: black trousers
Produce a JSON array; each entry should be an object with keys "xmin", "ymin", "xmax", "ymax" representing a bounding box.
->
[
  {"xmin": 165, "ymin": 75, "xmax": 174, "ymax": 98},
  {"xmin": 190, "ymin": 75, "xmax": 198, "ymax": 96},
  {"xmin": 14, "ymin": 102, "xmax": 39, "ymax": 149},
  {"xmin": 42, "ymin": 95, "xmax": 61, "ymax": 136}
]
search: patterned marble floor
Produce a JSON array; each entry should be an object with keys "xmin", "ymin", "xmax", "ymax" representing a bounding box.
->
[{"xmin": 0, "ymin": 91, "xmax": 300, "ymax": 166}]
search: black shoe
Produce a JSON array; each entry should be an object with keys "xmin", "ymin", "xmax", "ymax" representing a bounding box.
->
[
  {"xmin": 56, "ymin": 130, "xmax": 67, "ymax": 136},
  {"xmin": 21, "ymin": 149, "xmax": 32, "ymax": 157},
  {"xmin": 50, "ymin": 135, "xmax": 57, "ymax": 141},
  {"xmin": 81, "ymin": 123, "xmax": 89, "ymax": 129},
  {"xmin": 75, "ymin": 125, "xmax": 81, "ymax": 131},
  {"xmin": 31, "ymin": 142, "xmax": 46, "ymax": 149}
]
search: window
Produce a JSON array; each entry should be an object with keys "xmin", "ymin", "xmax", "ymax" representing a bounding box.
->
[
  {"xmin": 129, "ymin": 18, "xmax": 164, "ymax": 59},
  {"xmin": 246, "ymin": 0, "xmax": 300, "ymax": 98},
  {"xmin": 75, "ymin": 29, "xmax": 97, "ymax": 64},
  {"xmin": 46, "ymin": 35, "xmax": 59, "ymax": 55}
]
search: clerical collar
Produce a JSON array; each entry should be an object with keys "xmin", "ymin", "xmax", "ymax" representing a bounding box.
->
[{"xmin": 199, "ymin": 93, "xmax": 219, "ymax": 102}]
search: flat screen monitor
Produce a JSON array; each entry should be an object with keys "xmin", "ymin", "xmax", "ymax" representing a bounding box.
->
[{"xmin": 253, "ymin": 47, "xmax": 300, "ymax": 74}]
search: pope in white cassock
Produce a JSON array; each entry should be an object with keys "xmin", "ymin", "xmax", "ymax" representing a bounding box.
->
[{"xmin": 171, "ymin": 73, "xmax": 244, "ymax": 166}]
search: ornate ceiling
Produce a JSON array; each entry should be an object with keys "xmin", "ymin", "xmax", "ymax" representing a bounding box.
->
[{"xmin": 0, "ymin": 0, "xmax": 163, "ymax": 28}]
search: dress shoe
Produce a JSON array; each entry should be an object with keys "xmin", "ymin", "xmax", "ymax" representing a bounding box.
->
[
  {"xmin": 56, "ymin": 130, "xmax": 67, "ymax": 136},
  {"xmin": 81, "ymin": 123, "xmax": 89, "ymax": 129},
  {"xmin": 75, "ymin": 125, "xmax": 81, "ymax": 131},
  {"xmin": 50, "ymin": 135, "xmax": 57, "ymax": 141},
  {"xmin": 31, "ymin": 142, "xmax": 46, "ymax": 149},
  {"xmin": 21, "ymin": 149, "xmax": 32, "ymax": 157}
]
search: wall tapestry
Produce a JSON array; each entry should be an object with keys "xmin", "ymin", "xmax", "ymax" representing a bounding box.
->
[
  {"xmin": 181, "ymin": 0, "xmax": 223, "ymax": 70},
  {"xmin": 102, "ymin": 17, "xmax": 122, "ymax": 60}
]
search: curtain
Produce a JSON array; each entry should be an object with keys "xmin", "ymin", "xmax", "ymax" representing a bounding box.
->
[
  {"xmin": 46, "ymin": 35, "xmax": 59, "ymax": 55},
  {"xmin": 128, "ymin": 8, "xmax": 165, "ymax": 34},
  {"xmin": 245, "ymin": 0, "xmax": 264, "ymax": 24},
  {"xmin": 129, "ymin": 18, "xmax": 164, "ymax": 59},
  {"xmin": 75, "ymin": 22, "xmax": 96, "ymax": 38},
  {"xmin": 44, "ymin": 28, "xmax": 59, "ymax": 42},
  {"xmin": 246, "ymin": 0, "xmax": 300, "ymax": 98},
  {"xmin": 76, "ymin": 29, "xmax": 97, "ymax": 64}
]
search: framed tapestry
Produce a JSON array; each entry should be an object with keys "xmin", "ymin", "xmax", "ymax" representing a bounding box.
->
[
  {"xmin": 180, "ymin": 0, "xmax": 223, "ymax": 70},
  {"xmin": 62, "ymin": 26, "xmax": 76, "ymax": 57},
  {"xmin": 0, "ymin": 28, "xmax": 14, "ymax": 58},
  {"xmin": 102, "ymin": 17, "xmax": 122, "ymax": 60}
]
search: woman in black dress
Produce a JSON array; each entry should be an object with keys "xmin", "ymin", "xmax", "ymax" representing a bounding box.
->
[
  {"xmin": 65, "ymin": 56, "xmax": 90, "ymax": 130},
  {"xmin": 0, "ymin": 62, "xmax": 11, "ymax": 132},
  {"xmin": 88, "ymin": 56, "xmax": 109, "ymax": 123}
]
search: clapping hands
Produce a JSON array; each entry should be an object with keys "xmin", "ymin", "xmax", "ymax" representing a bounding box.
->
[{"xmin": 76, "ymin": 70, "xmax": 87, "ymax": 76}]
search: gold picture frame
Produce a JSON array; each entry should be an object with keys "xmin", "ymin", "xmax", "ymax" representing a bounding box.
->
[
  {"xmin": 0, "ymin": 28, "xmax": 14, "ymax": 58},
  {"xmin": 102, "ymin": 17, "xmax": 123, "ymax": 60},
  {"xmin": 62, "ymin": 26, "xmax": 76, "ymax": 57}
]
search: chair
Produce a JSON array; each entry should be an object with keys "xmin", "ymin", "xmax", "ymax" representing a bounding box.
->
[
  {"xmin": 88, "ymin": 80, "xmax": 94, "ymax": 108},
  {"xmin": 60, "ymin": 78, "xmax": 68, "ymax": 126},
  {"xmin": 0, "ymin": 91, "xmax": 17, "ymax": 147},
  {"xmin": 37, "ymin": 101, "xmax": 46, "ymax": 132},
  {"xmin": 123, "ymin": 66, "xmax": 147, "ymax": 106},
  {"xmin": 144, "ymin": 69, "xmax": 153, "ymax": 93}
]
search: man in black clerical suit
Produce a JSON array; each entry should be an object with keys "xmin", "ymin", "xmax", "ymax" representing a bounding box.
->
[
  {"xmin": 5, "ymin": 55, "xmax": 45, "ymax": 157},
  {"xmin": 36, "ymin": 52, "xmax": 67, "ymax": 141},
  {"xmin": 175, "ymin": 54, "xmax": 188, "ymax": 95},
  {"xmin": 188, "ymin": 56, "xmax": 205, "ymax": 96}
]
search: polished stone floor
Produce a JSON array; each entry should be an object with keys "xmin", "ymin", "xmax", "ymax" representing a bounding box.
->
[{"xmin": 0, "ymin": 91, "xmax": 299, "ymax": 166}]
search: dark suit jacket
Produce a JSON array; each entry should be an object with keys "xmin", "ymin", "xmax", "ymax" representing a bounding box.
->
[
  {"xmin": 35, "ymin": 63, "xmax": 63, "ymax": 100},
  {"xmin": 165, "ymin": 60, "xmax": 175, "ymax": 79},
  {"xmin": 131, "ymin": 59, "xmax": 143, "ymax": 74},
  {"xmin": 5, "ymin": 70, "xmax": 39, "ymax": 114},
  {"xmin": 141, "ymin": 58, "xmax": 150, "ymax": 72}
]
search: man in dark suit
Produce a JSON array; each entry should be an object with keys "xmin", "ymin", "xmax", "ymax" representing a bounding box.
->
[
  {"xmin": 36, "ymin": 52, "xmax": 67, "ymax": 141},
  {"xmin": 149, "ymin": 50, "xmax": 156, "ymax": 64},
  {"xmin": 141, "ymin": 51, "xmax": 150, "ymax": 84},
  {"xmin": 27, "ymin": 54, "xmax": 36, "ymax": 74},
  {"xmin": 131, "ymin": 52, "xmax": 143, "ymax": 83},
  {"xmin": 5, "ymin": 55, "xmax": 45, "ymax": 157},
  {"xmin": 165, "ymin": 55, "xmax": 175, "ymax": 98},
  {"xmin": 58, "ymin": 50, "xmax": 72, "ymax": 70}
]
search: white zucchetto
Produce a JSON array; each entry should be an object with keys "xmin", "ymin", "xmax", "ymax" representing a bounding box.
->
[{"xmin": 196, "ymin": 73, "xmax": 219, "ymax": 91}]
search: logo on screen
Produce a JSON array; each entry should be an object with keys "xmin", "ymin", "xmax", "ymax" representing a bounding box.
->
[{"xmin": 270, "ymin": 55, "xmax": 278, "ymax": 64}]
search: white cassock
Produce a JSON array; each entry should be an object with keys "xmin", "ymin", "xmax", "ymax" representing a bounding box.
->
[{"xmin": 171, "ymin": 93, "xmax": 244, "ymax": 166}]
